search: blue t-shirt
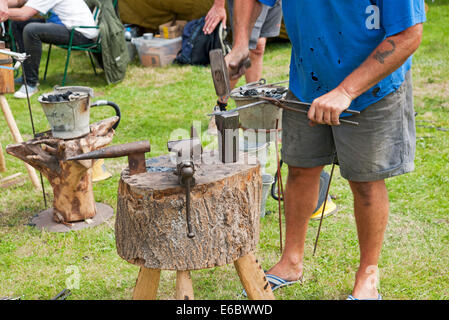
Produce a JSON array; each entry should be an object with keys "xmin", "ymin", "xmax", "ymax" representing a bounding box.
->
[{"xmin": 259, "ymin": 0, "xmax": 426, "ymax": 112}]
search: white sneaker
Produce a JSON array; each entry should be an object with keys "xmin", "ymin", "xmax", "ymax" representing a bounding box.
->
[{"xmin": 13, "ymin": 84, "xmax": 38, "ymax": 99}]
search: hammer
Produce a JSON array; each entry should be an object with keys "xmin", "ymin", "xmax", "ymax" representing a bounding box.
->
[
  {"xmin": 67, "ymin": 140, "xmax": 151, "ymax": 176},
  {"xmin": 209, "ymin": 48, "xmax": 251, "ymax": 101}
]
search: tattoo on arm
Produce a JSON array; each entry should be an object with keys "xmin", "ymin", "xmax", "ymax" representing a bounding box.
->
[{"xmin": 373, "ymin": 40, "xmax": 396, "ymax": 64}]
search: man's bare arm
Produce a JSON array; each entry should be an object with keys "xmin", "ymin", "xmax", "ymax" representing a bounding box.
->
[
  {"xmin": 8, "ymin": 6, "xmax": 38, "ymax": 21},
  {"xmin": 309, "ymin": 23, "xmax": 424, "ymax": 126},
  {"xmin": 7, "ymin": 0, "xmax": 26, "ymax": 8},
  {"xmin": 203, "ymin": 0, "xmax": 227, "ymax": 35},
  {"xmin": 0, "ymin": 0, "xmax": 8, "ymax": 21},
  {"xmin": 225, "ymin": 0, "xmax": 262, "ymax": 79}
]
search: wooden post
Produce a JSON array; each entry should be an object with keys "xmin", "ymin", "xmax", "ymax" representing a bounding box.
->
[
  {"xmin": 133, "ymin": 267, "xmax": 161, "ymax": 300},
  {"xmin": 175, "ymin": 271, "xmax": 194, "ymax": 300},
  {"xmin": 0, "ymin": 95, "xmax": 41, "ymax": 189},
  {"xmin": 234, "ymin": 252, "xmax": 275, "ymax": 300},
  {"xmin": 0, "ymin": 142, "xmax": 5, "ymax": 172},
  {"xmin": 0, "ymin": 41, "xmax": 15, "ymax": 94}
]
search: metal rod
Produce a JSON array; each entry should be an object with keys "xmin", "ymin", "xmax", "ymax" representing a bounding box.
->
[
  {"xmin": 312, "ymin": 154, "xmax": 337, "ymax": 256},
  {"xmin": 209, "ymin": 98, "xmax": 360, "ymax": 126},
  {"xmin": 208, "ymin": 100, "xmax": 265, "ymax": 116},
  {"xmin": 185, "ymin": 178, "xmax": 194, "ymax": 238},
  {"xmin": 280, "ymin": 99, "xmax": 360, "ymax": 115},
  {"xmin": 21, "ymin": 62, "xmax": 47, "ymax": 208},
  {"xmin": 275, "ymin": 119, "xmax": 284, "ymax": 253}
]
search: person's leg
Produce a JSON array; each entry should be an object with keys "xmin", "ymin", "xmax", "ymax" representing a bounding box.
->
[
  {"xmin": 245, "ymin": 37, "xmax": 267, "ymax": 84},
  {"xmin": 349, "ymin": 180, "xmax": 389, "ymax": 299},
  {"xmin": 267, "ymin": 91, "xmax": 336, "ymax": 280},
  {"xmin": 333, "ymin": 71, "xmax": 415, "ymax": 299},
  {"xmin": 267, "ymin": 165, "xmax": 324, "ymax": 281},
  {"xmin": 11, "ymin": 18, "xmax": 45, "ymax": 53},
  {"xmin": 22, "ymin": 22, "xmax": 93, "ymax": 86}
]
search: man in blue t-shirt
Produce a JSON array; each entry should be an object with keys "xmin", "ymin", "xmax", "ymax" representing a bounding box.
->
[{"xmin": 227, "ymin": 0, "xmax": 425, "ymax": 299}]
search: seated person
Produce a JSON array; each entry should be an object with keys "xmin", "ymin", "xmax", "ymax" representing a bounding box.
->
[
  {"xmin": 7, "ymin": 0, "xmax": 99, "ymax": 98},
  {"xmin": 11, "ymin": 10, "xmax": 63, "ymax": 84}
]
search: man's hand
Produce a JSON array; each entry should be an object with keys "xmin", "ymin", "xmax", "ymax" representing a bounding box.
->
[
  {"xmin": 224, "ymin": 46, "xmax": 250, "ymax": 80},
  {"xmin": 0, "ymin": 0, "xmax": 9, "ymax": 22},
  {"xmin": 203, "ymin": 1, "xmax": 227, "ymax": 35},
  {"xmin": 308, "ymin": 86, "xmax": 354, "ymax": 126}
]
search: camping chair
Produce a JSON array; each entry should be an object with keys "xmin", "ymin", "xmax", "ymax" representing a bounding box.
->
[{"xmin": 43, "ymin": 0, "xmax": 118, "ymax": 86}]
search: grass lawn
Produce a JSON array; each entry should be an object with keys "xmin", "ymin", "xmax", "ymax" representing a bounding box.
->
[{"xmin": 0, "ymin": 1, "xmax": 448, "ymax": 300}]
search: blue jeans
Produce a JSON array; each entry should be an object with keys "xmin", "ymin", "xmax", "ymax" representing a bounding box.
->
[{"xmin": 22, "ymin": 22, "xmax": 94, "ymax": 86}]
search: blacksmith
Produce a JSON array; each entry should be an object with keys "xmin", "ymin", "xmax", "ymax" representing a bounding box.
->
[{"xmin": 226, "ymin": 0, "xmax": 425, "ymax": 299}]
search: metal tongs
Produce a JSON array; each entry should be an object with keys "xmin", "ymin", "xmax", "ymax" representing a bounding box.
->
[{"xmin": 210, "ymin": 96, "xmax": 360, "ymax": 126}]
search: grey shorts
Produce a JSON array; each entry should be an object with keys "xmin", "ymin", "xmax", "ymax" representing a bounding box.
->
[
  {"xmin": 282, "ymin": 71, "xmax": 416, "ymax": 182},
  {"xmin": 228, "ymin": 0, "xmax": 282, "ymax": 49}
]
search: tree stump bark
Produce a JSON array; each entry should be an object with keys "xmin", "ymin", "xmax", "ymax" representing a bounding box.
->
[
  {"xmin": 6, "ymin": 116, "xmax": 119, "ymax": 223},
  {"xmin": 116, "ymin": 151, "xmax": 262, "ymax": 270}
]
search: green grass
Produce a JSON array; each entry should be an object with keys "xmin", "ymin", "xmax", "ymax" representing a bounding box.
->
[{"xmin": 1, "ymin": 1, "xmax": 448, "ymax": 300}]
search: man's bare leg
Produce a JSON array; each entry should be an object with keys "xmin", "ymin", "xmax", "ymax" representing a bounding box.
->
[
  {"xmin": 245, "ymin": 37, "xmax": 267, "ymax": 83},
  {"xmin": 267, "ymin": 166, "xmax": 323, "ymax": 281},
  {"xmin": 349, "ymin": 180, "xmax": 389, "ymax": 299}
]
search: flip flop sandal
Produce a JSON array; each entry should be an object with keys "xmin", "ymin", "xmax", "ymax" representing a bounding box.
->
[
  {"xmin": 265, "ymin": 274, "xmax": 302, "ymax": 291},
  {"xmin": 347, "ymin": 294, "xmax": 382, "ymax": 300},
  {"xmin": 242, "ymin": 273, "xmax": 303, "ymax": 297}
]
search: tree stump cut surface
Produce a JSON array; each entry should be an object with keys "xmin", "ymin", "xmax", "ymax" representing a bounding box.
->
[{"xmin": 116, "ymin": 151, "xmax": 262, "ymax": 270}]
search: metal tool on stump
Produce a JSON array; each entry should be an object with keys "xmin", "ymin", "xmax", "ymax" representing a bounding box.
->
[
  {"xmin": 167, "ymin": 128, "xmax": 202, "ymax": 238},
  {"xmin": 215, "ymin": 112, "xmax": 239, "ymax": 163},
  {"xmin": 67, "ymin": 140, "xmax": 151, "ymax": 176}
]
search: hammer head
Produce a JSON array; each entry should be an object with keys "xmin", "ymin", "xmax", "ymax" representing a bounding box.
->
[{"xmin": 209, "ymin": 49, "xmax": 231, "ymax": 98}]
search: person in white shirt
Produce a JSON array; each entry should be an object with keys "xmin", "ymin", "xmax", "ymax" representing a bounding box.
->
[{"xmin": 8, "ymin": 0, "xmax": 99, "ymax": 98}]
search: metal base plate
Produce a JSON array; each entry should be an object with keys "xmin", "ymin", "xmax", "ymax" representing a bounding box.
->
[{"xmin": 31, "ymin": 202, "xmax": 114, "ymax": 232}]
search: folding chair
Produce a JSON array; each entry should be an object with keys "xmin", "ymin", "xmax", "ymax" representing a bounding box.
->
[{"xmin": 43, "ymin": 4, "xmax": 103, "ymax": 86}]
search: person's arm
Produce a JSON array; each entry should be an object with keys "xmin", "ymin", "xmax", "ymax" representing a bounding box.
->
[
  {"xmin": 7, "ymin": 0, "xmax": 26, "ymax": 8},
  {"xmin": 309, "ymin": 23, "xmax": 423, "ymax": 126},
  {"xmin": 0, "ymin": 0, "xmax": 8, "ymax": 21},
  {"xmin": 8, "ymin": 5, "xmax": 37, "ymax": 21},
  {"xmin": 224, "ymin": 0, "xmax": 262, "ymax": 79},
  {"xmin": 203, "ymin": 0, "xmax": 227, "ymax": 35}
]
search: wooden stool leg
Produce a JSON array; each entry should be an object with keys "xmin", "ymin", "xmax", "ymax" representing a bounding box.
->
[
  {"xmin": 0, "ymin": 142, "xmax": 6, "ymax": 172},
  {"xmin": 133, "ymin": 267, "xmax": 161, "ymax": 300},
  {"xmin": 175, "ymin": 270, "xmax": 194, "ymax": 300},
  {"xmin": 0, "ymin": 95, "xmax": 40, "ymax": 189},
  {"xmin": 234, "ymin": 252, "xmax": 275, "ymax": 300}
]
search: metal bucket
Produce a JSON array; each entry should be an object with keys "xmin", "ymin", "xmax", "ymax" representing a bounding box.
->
[
  {"xmin": 230, "ymin": 81, "xmax": 287, "ymax": 137},
  {"xmin": 38, "ymin": 86, "xmax": 94, "ymax": 140}
]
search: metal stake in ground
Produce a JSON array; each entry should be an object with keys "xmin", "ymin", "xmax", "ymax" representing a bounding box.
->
[
  {"xmin": 20, "ymin": 59, "xmax": 47, "ymax": 208},
  {"xmin": 274, "ymin": 119, "xmax": 285, "ymax": 253},
  {"xmin": 312, "ymin": 153, "xmax": 337, "ymax": 256}
]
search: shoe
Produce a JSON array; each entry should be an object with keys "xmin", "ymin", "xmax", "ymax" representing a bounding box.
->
[
  {"xmin": 310, "ymin": 195, "xmax": 338, "ymax": 221},
  {"xmin": 14, "ymin": 76, "xmax": 39, "ymax": 86},
  {"xmin": 13, "ymin": 84, "xmax": 38, "ymax": 99},
  {"xmin": 14, "ymin": 76, "xmax": 23, "ymax": 84}
]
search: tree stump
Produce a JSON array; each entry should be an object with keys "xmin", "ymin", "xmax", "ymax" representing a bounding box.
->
[
  {"xmin": 6, "ymin": 116, "xmax": 119, "ymax": 223},
  {"xmin": 116, "ymin": 151, "xmax": 262, "ymax": 270},
  {"xmin": 117, "ymin": 151, "xmax": 274, "ymax": 300}
]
